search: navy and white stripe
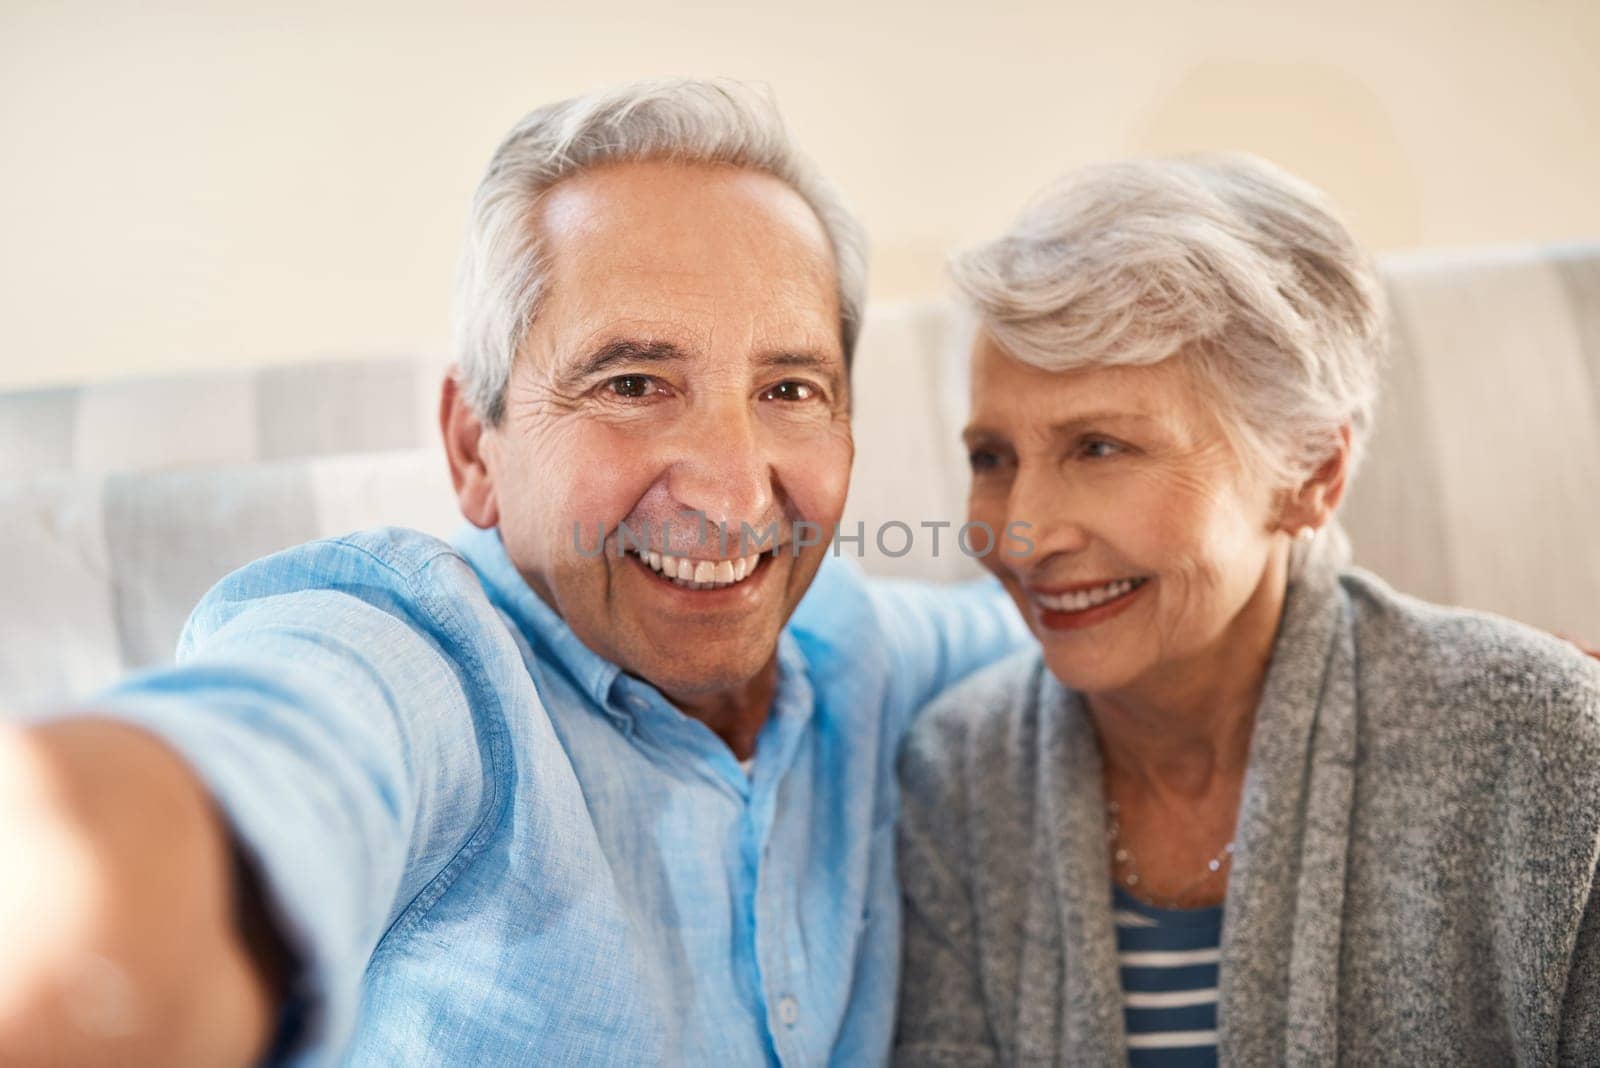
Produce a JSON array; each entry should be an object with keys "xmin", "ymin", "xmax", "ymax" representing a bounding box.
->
[{"xmin": 1113, "ymin": 884, "xmax": 1222, "ymax": 1067}]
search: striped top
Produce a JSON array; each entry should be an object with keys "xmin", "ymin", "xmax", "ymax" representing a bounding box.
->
[{"xmin": 1113, "ymin": 884, "xmax": 1223, "ymax": 1067}]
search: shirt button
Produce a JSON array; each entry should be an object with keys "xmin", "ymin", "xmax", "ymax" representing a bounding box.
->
[
  {"xmin": 629, "ymin": 696, "xmax": 649, "ymax": 712},
  {"xmin": 777, "ymin": 996, "xmax": 799, "ymax": 1028}
]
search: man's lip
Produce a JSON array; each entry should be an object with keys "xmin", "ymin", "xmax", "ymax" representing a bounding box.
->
[
  {"xmin": 612, "ymin": 544, "xmax": 791, "ymax": 562},
  {"xmin": 624, "ymin": 545, "xmax": 780, "ymax": 595}
]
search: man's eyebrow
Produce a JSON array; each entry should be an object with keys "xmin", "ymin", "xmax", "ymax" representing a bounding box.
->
[
  {"xmin": 566, "ymin": 339, "xmax": 688, "ymax": 380},
  {"xmin": 755, "ymin": 349, "xmax": 839, "ymax": 371},
  {"xmin": 755, "ymin": 350, "xmax": 847, "ymax": 393}
]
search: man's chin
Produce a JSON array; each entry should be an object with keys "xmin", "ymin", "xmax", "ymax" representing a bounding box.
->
[{"xmin": 611, "ymin": 607, "xmax": 780, "ymax": 693}]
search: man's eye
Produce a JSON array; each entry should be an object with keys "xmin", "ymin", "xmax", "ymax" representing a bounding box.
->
[
  {"xmin": 607, "ymin": 375, "xmax": 657, "ymax": 399},
  {"xmin": 969, "ymin": 449, "xmax": 1002, "ymax": 472},
  {"xmin": 763, "ymin": 381, "xmax": 816, "ymax": 403}
]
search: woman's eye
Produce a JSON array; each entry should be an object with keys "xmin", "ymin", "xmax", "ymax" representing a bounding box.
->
[
  {"xmin": 763, "ymin": 381, "xmax": 816, "ymax": 403},
  {"xmin": 1081, "ymin": 438, "xmax": 1122, "ymax": 459},
  {"xmin": 969, "ymin": 449, "xmax": 1001, "ymax": 472},
  {"xmin": 607, "ymin": 375, "xmax": 657, "ymax": 399}
]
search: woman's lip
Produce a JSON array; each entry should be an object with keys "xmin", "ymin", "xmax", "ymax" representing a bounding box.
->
[
  {"xmin": 1026, "ymin": 576, "xmax": 1148, "ymax": 596},
  {"xmin": 1032, "ymin": 578, "xmax": 1149, "ymax": 630}
]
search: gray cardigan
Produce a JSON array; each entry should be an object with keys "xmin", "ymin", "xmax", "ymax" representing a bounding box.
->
[{"xmin": 894, "ymin": 544, "xmax": 1600, "ymax": 1066}]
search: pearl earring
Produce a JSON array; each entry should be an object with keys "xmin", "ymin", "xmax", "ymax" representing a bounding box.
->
[{"xmin": 1296, "ymin": 526, "xmax": 1316, "ymax": 542}]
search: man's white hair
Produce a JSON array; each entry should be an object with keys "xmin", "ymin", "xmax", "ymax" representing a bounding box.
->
[
  {"xmin": 453, "ymin": 78, "xmax": 869, "ymax": 425},
  {"xmin": 951, "ymin": 154, "xmax": 1386, "ymax": 488}
]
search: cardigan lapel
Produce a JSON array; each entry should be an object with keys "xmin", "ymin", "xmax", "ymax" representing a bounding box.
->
[
  {"xmin": 1036, "ymin": 538, "xmax": 1361, "ymax": 1066},
  {"xmin": 1218, "ymin": 550, "xmax": 1357, "ymax": 1066},
  {"xmin": 1040, "ymin": 669, "xmax": 1128, "ymax": 1063},
  {"xmin": 1281, "ymin": 584, "xmax": 1357, "ymax": 1064}
]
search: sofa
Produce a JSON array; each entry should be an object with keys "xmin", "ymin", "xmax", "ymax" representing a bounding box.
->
[{"xmin": 3, "ymin": 241, "xmax": 1598, "ymax": 709}]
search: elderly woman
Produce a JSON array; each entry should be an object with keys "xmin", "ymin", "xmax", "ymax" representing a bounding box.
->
[{"xmin": 893, "ymin": 155, "xmax": 1600, "ymax": 1066}]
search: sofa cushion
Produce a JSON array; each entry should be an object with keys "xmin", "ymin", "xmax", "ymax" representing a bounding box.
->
[{"xmin": 0, "ymin": 449, "xmax": 459, "ymax": 708}]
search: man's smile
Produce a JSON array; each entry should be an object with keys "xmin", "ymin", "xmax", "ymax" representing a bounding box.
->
[{"xmin": 626, "ymin": 545, "xmax": 782, "ymax": 595}]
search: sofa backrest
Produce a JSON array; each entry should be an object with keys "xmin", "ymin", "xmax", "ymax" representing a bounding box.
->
[
  {"xmin": 2, "ymin": 241, "xmax": 1597, "ymax": 707},
  {"xmin": 1, "ymin": 450, "xmax": 458, "ymax": 708},
  {"xmin": 0, "ymin": 356, "xmax": 440, "ymax": 479},
  {"xmin": 1340, "ymin": 243, "xmax": 1600, "ymax": 640}
]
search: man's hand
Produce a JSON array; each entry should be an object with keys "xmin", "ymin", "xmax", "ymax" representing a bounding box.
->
[{"xmin": 0, "ymin": 720, "xmax": 277, "ymax": 1068}]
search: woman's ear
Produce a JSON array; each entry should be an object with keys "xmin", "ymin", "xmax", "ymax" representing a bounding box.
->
[
  {"xmin": 1278, "ymin": 424, "xmax": 1353, "ymax": 536},
  {"xmin": 440, "ymin": 370, "xmax": 500, "ymax": 529}
]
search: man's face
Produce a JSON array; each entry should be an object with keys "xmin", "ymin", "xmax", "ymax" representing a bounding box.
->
[{"xmin": 480, "ymin": 160, "xmax": 853, "ymax": 705}]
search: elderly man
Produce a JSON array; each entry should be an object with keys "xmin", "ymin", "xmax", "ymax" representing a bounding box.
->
[{"xmin": 0, "ymin": 81, "xmax": 1025, "ymax": 1065}]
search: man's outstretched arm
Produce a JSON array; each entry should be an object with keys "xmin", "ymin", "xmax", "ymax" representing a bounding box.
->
[
  {"xmin": 3, "ymin": 533, "xmax": 499, "ymax": 1064},
  {"xmin": 0, "ymin": 719, "xmax": 280, "ymax": 1067},
  {"xmin": 866, "ymin": 572, "xmax": 1032, "ymax": 725}
]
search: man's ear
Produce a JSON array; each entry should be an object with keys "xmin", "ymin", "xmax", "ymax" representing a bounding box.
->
[
  {"xmin": 440, "ymin": 369, "xmax": 499, "ymax": 529},
  {"xmin": 1278, "ymin": 424, "xmax": 1352, "ymax": 536}
]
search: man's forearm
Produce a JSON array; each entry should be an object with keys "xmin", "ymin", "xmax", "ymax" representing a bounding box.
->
[{"xmin": 0, "ymin": 719, "xmax": 277, "ymax": 1067}]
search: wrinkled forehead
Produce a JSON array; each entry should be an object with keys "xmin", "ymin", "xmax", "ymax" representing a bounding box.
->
[
  {"xmin": 966, "ymin": 332, "xmax": 1218, "ymax": 437},
  {"xmin": 529, "ymin": 161, "xmax": 843, "ymax": 358},
  {"xmin": 538, "ymin": 160, "xmax": 834, "ymax": 258},
  {"xmin": 540, "ymin": 163, "xmax": 838, "ymax": 306}
]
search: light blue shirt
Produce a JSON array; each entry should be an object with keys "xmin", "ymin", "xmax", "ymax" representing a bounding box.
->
[{"xmin": 89, "ymin": 524, "xmax": 1026, "ymax": 1065}]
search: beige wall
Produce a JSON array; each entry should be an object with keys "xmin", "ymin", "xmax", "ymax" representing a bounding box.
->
[{"xmin": 2, "ymin": 0, "xmax": 1596, "ymax": 390}]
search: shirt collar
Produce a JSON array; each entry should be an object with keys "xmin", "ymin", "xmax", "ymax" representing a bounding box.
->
[
  {"xmin": 450, "ymin": 523, "xmax": 839, "ymax": 750},
  {"xmin": 449, "ymin": 522, "xmax": 624, "ymax": 711}
]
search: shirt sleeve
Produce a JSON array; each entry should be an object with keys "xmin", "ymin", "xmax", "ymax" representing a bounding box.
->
[
  {"xmin": 866, "ymin": 573, "xmax": 1031, "ymax": 738},
  {"xmin": 44, "ymin": 535, "xmax": 504, "ymax": 1065},
  {"xmin": 893, "ymin": 705, "xmax": 1001, "ymax": 1067}
]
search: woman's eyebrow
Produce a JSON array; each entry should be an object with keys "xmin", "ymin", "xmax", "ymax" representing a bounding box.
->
[
  {"xmin": 962, "ymin": 425, "xmax": 1006, "ymax": 448},
  {"xmin": 963, "ymin": 410, "xmax": 1150, "ymax": 444},
  {"xmin": 1048, "ymin": 411, "xmax": 1152, "ymax": 435}
]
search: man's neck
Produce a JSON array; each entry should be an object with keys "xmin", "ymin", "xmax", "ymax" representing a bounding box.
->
[{"xmin": 660, "ymin": 657, "xmax": 780, "ymax": 761}]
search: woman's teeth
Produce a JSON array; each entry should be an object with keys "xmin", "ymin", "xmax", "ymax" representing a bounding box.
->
[
  {"xmin": 1034, "ymin": 577, "xmax": 1146, "ymax": 613},
  {"xmin": 635, "ymin": 548, "xmax": 765, "ymax": 591}
]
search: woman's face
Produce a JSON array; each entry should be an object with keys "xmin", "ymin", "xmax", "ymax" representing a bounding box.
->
[{"xmin": 965, "ymin": 334, "xmax": 1291, "ymax": 700}]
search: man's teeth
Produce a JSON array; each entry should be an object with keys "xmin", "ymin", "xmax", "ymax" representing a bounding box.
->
[
  {"xmin": 637, "ymin": 549, "xmax": 764, "ymax": 590},
  {"xmin": 1035, "ymin": 578, "xmax": 1146, "ymax": 613}
]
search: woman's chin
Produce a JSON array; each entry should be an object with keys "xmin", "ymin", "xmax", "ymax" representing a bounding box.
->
[{"xmin": 1038, "ymin": 644, "xmax": 1144, "ymax": 697}]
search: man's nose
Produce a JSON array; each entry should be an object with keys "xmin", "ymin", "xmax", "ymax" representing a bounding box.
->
[{"xmin": 662, "ymin": 398, "xmax": 777, "ymax": 539}]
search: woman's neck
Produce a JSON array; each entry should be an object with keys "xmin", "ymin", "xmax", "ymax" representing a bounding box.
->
[{"xmin": 1088, "ymin": 545, "xmax": 1290, "ymax": 800}]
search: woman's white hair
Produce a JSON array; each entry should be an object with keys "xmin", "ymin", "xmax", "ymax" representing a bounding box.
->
[
  {"xmin": 454, "ymin": 78, "xmax": 869, "ymax": 425},
  {"xmin": 951, "ymin": 154, "xmax": 1386, "ymax": 490}
]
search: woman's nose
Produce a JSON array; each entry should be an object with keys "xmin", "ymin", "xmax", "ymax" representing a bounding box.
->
[{"xmin": 1006, "ymin": 464, "xmax": 1091, "ymax": 565}]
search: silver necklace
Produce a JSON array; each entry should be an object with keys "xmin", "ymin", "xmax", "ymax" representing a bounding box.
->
[{"xmin": 1105, "ymin": 800, "xmax": 1234, "ymax": 909}]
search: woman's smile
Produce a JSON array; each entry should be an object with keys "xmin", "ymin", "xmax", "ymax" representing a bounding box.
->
[{"xmin": 1027, "ymin": 576, "xmax": 1151, "ymax": 630}]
